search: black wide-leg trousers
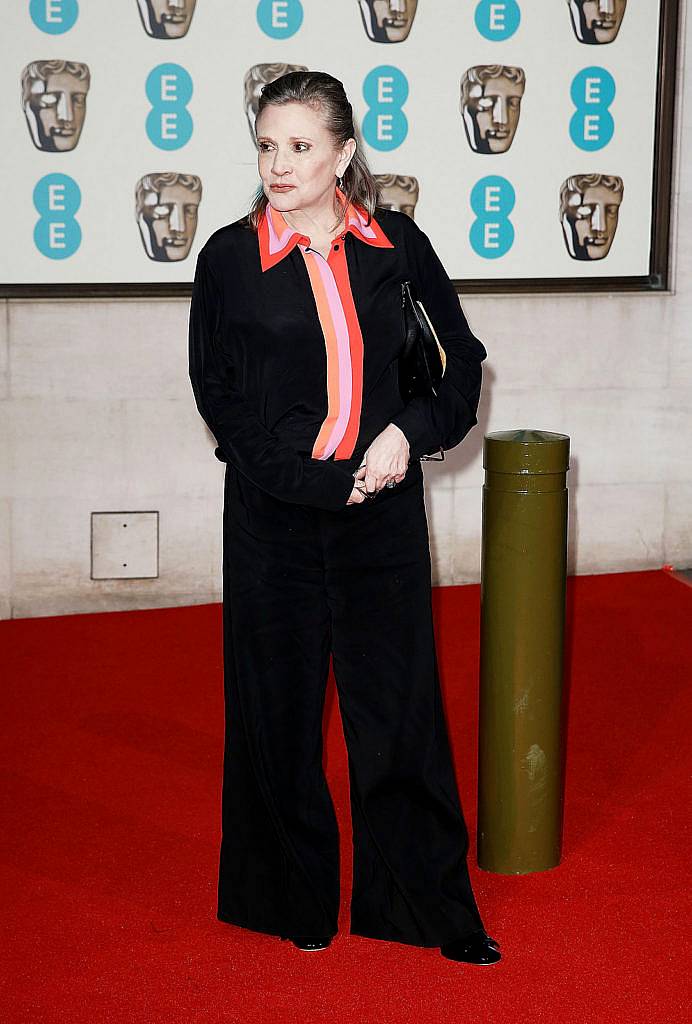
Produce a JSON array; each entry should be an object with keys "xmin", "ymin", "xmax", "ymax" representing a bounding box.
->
[{"xmin": 217, "ymin": 456, "xmax": 485, "ymax": 947}]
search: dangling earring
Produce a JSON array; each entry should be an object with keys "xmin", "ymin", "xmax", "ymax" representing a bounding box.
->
[{"xmin": 337, "ymin": 175, "xmax": 344, "ymax": 190}]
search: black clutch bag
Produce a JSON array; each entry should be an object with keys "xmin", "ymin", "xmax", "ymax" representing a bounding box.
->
[{"xmin": 397, "ymin": 279, "xmax": 447, "ymax": 461}]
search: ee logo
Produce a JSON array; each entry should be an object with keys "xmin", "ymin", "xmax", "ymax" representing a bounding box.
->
[
  {"xmin": 475, "ymin": 0, "xmax": 520, "ymax": 41},
  {"xmin": 29, "ymin": 0, "xmax": 79, "ymax": 33},
  {"xmin": 469, "ymin": 176, "xmax": 515, "ymax": 259},
  {"xmin": 361, "ymin": 66, "xmax": 408, "ymax": 151},
  {"xmin": 33, "ymin": 173, "xmax": 82, "ymax": 258},
  {"xmin": 256, "ymin": 0, "xmax": 303, "ymax": 38},
  {"xmin": 145, "ymin": 64, "xmax": 193, "ymax": 150},
  {"xmin": 570, "ymin": 67, "xmax": 615, "ymax": 150}
]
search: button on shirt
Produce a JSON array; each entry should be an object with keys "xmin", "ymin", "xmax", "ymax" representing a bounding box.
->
[{"xmin": 188, "ymin": 192, "xmax": 488, "ymax": 512}]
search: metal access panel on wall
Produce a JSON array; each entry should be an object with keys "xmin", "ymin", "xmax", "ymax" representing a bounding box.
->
[{"xmin": 91, "ymin": 511, "xmax": 159, "ymax": 581}]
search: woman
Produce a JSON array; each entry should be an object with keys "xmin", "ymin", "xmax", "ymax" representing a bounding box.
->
[{"xmin": 188, "ymin": 70, "xmax": 500, "ymax": 965}]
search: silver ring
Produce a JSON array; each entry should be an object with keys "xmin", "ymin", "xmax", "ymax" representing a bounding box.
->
[{"xmin": 386, "ymin": 480, "xmax": 396, "ymax": 488}]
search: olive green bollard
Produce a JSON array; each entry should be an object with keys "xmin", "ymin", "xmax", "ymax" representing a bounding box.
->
[{"xmin": 477, "ymin": 429, "xmax": 570, "ymax": 873}]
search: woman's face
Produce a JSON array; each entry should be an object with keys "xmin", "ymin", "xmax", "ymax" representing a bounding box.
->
[{"xmin": 255, "ymin": 101, "xmax": 354, "ymax": 214}]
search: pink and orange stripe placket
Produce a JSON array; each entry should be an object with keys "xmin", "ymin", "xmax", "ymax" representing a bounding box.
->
[{"xmin": 258, "ymin": 186, "xmax": 395, "ymax": 461}]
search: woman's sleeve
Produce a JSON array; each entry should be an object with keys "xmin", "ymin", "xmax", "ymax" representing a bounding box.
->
[
  {"xmin": 389, "ymin": 222, "xmax": 488, "ymax": 460},
  {"xmin": 188, "ymin": 248, "xmax": 356, "ymax": 511}
]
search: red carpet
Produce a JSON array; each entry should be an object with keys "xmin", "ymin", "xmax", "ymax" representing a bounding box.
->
[{"xmin": 1, "ymin": 569, "xmax": 690, "ymax": 1023}]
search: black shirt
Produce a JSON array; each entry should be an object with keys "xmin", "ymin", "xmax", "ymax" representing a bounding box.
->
[{"xmin": 188, "ymin": 204, "xmax": 487, "ymax": 512}]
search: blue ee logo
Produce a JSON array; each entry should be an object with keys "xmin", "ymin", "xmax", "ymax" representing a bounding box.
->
[
  {"xmin": 256, "ymin": 0, "xmax": 303, "ymax": 38},
  {"xmin": 362, "ymin": 66, "xmax": 408, "ymax": 151},
  {"xmin": 29, "ymin": 0, "xmax": 79, "ymax": 33},
  {"xmin": 469, "ymin": 176, "xmax": 515, "ymax": 259},
  {"xmin": 145, "ymin": 65, "xmax": 193, "ymax": 150},
  {"xmin": 475, "ymin": 0, "xmax": 520, "ymax": 41},
  {"xmin": 569, "ymin": 67, "xmax": 615, "ymax": 150},
  {"xmin": 33, "ymin": 174, "xmax": 81, "ymax": 259}
]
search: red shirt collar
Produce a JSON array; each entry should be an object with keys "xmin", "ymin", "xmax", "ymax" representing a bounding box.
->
[{"xmin": 258, "ymin": 185, "xmax": 394, "ymax": 271}]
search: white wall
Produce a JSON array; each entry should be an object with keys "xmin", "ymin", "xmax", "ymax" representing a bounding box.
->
[{"xmin": 1, "ymin": 10, "xmax": 690, "ymax": 620}]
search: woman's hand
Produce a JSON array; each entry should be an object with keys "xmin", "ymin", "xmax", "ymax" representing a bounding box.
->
[
  {"xmin": 346, "ymin": 484, "xmax": 367, "ymax": 505},
  {"xmin": 352, "ymin": 423, "xmax": 410, "ymax": 498}
]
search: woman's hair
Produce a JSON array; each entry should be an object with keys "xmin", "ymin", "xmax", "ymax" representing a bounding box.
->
[{"xmin": 246, "ymin": 70, "xmax": 380, "ymax": 232}]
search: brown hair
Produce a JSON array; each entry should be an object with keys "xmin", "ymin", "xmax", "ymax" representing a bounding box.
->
[{"xmin": 246, "ymin": 70, "xmax": 380, "ymax": 232}]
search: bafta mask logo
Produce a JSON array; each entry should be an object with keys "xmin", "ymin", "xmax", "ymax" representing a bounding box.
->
[
  {"xmin": 374, "ymin": 174, "xmax": 419, "ymax": 218},
  {"xmin": 135, "ymin": 172, "xmax": 202, "ymax": 261},
  {"xmin": 136, "ymin": 0, "xmax": 197, "ymax": 39},
  {"xmin": 244, "ymin": 63, "xmax": 309, "ymax": 142},
  {"xmin": 567, "ymin": 0, "xmax": 627, "ymax": 45},
  {"xmin": 559, "ymin": 173, "xmax": 624, "ymax": 260},
  {"xmin": 461, "ymin": 65, "xmax": 526, "ymax": 154},
  {"xmin": 21, "ymin": 59, "xmax": 90, "ymax": 152},
  {"xmin": 357, "ymin": 0, "xmax": 418, "ymax": 42}
]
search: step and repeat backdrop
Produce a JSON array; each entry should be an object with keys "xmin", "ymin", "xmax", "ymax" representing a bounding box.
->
[{"xmin": 1, "ymin": 0, "xmax": 676, "ymax": 293}]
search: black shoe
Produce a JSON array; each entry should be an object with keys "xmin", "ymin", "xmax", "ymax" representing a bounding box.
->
[
  {"xmin": 440, "ymin": 929, "xmax": 502, "ymax": 965},
  {"xmin": 280, "ymin": 934, "xmax": 333, "ymax": 950}
]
